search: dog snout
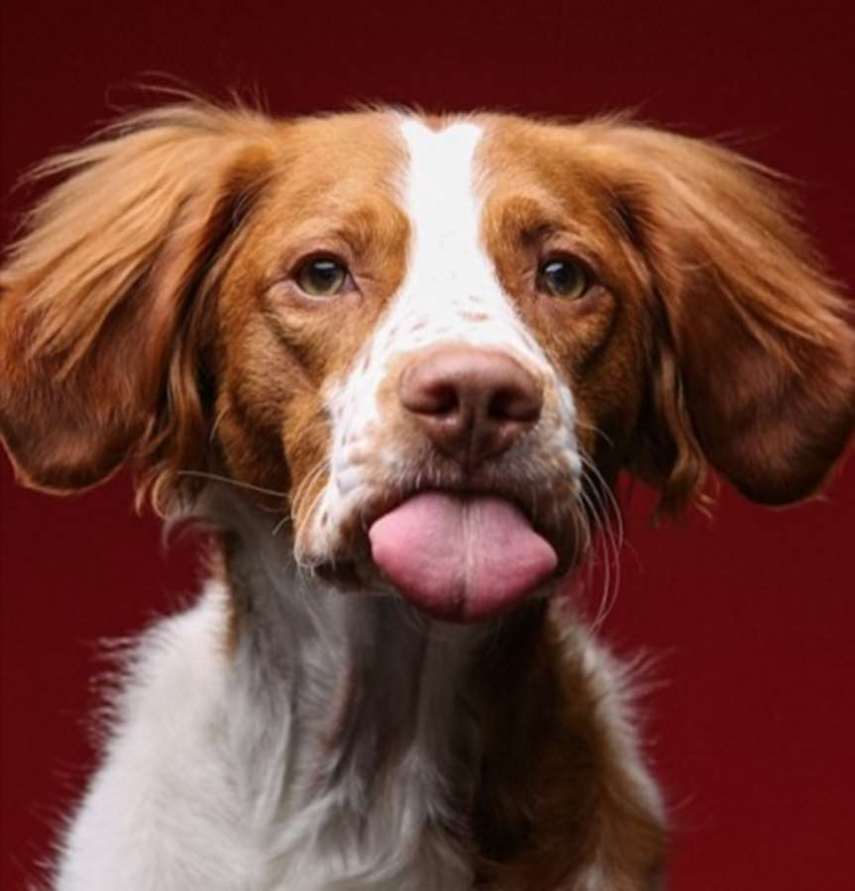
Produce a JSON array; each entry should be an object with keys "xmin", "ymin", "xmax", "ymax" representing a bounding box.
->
[{"xmin": 398, "ymin": 346, "xmax": 543, "ymax": 469}]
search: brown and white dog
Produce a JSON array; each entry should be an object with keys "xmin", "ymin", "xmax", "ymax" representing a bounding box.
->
[{"xmin": 1, "ymin": 103, "xmax": 853, "ymax": 890}]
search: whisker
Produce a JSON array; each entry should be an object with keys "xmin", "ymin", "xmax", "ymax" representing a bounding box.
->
[
  {"xmin": 272, "ymin": 513, "xmax": 291, "ymax": 537},
  {"xmin": 176, "ymin": 469, "xmax": 287, "ymax": 498},
  {"xmin": 573, "ymin": 417, "xmax": 616, "ymax": 449},
  {"xmin": 574, "ymin": 448, "xmax": 625, "ymax": 630},
  {"xmin": 289, "ymin": 459, "xmax": 330, "ymax": 522},
  {"xmin": 208, "ymin": 406, "xmax": 229, "ymax": 445}
]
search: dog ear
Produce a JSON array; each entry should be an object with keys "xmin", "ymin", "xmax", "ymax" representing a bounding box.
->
[
  {"xmin": 598, "ymin": 125, "xmax": 855, "ymax": 510},
  {"xmin": 0, "ymin": 103, "xmax": 274, "ymax": 509}
]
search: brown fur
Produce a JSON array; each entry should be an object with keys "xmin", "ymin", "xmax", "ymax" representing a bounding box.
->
[
  {"xmin": 1, "ymin": 102, "xmax": 853, "ymax": 890},
  {"xmin": 478, "ymin": 114, "xmax": 854, "ymax": 510},
  {"xmin": 472, "ymin": 602, "xmax": 664, "ymax": 890}
]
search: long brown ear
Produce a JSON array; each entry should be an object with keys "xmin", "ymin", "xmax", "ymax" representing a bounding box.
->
[
  {"xmin": 594, "ymin": 124, "xmax": 855, "ymax": 508},
  {"xmin": 0, "ymin": 102, "xmax": 275, "ymax": 508}
]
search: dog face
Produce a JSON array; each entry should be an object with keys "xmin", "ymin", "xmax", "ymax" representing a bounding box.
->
[{"xmin": 1, "ymin": 105, "xmax": 852, "ymax": 618}]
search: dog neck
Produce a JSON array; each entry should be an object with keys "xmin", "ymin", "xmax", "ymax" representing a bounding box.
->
[{"xmin": 196, "ymin": 484, "xmax": 542, "ymax": 887}]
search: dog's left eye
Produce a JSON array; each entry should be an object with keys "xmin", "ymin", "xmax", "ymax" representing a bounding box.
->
[
  {"xmin": 295, "ymin": 257, "xmax": 350, "ymax": 297},
  {"xmin": 537, "ymin": 258, "xmax": 590, "ymax": 299}
]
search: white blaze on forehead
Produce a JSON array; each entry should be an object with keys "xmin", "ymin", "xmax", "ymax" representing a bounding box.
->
[
  {"xmin": 398, "ymin": 118, "xmax": 487, "ymax": 284},
  {"xmin": 391, "ymin": 117, "xmax": 543, "ymax": 359}
]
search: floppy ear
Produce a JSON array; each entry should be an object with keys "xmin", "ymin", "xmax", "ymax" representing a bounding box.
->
[
  {"xmin": 0, "ymin": 103, "xmax": 274, "ymax": 509},
  {"xmin": 599, "ymin": 125, "xmax": 854, "ymax": 508}
]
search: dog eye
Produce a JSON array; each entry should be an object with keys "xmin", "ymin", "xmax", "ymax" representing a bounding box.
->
[
  {"xmin": 537, "ymin": 258, "xmax": 590, "ymax": 299},
  {"xmin": 295, "ymin": 257, "xmax": 349, "ymax": 297}
]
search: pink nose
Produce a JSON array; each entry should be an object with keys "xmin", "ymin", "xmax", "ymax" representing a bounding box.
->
[{"xmin": 398, "ymin": 346, "xmax": 543, "ymax": 469}]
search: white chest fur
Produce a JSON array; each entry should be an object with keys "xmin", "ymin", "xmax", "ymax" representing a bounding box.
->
[{"xmin": 55, "ymin": 491, "xmax": 482, "ymax": 891}]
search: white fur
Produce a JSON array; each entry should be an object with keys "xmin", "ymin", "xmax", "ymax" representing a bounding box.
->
[{"xmin": 57, "ymin": 510, "xmax": 472, "ymax": 889}]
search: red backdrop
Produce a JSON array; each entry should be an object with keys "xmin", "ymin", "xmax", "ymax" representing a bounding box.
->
[{"xmin": 1, "ymin": 2, "xmax": 853, "ymax": 888}]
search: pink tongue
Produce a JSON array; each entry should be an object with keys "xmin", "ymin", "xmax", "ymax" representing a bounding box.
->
[{"xmin": 368, "ymin": 492, "xmax": 557, "ymax": 622}]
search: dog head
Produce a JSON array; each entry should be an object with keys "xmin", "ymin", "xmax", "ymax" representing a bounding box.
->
[{"xmin": 1, "ymin": 104, "xmax": 852, "ymax": 620}]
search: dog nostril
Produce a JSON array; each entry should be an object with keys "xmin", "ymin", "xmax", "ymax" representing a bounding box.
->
[
  {"xmin": 488, "ymin": 386, "xmax": 541, "ymax": 424},
  {"xmin": 423, "ymin": 381, "xmax": 460, "ymax": 416}
]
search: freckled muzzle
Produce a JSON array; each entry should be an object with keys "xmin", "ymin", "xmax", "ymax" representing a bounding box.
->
[{"xmin": 301, "ymin": 333, "xmax": 585, "ymax": 613}]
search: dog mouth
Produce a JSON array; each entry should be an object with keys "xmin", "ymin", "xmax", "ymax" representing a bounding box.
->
[
  {"xmin": 312, "ymin": 474, "xmax": 578, "ymax": 622},
  {"xmin": 366, "ymin": 490, "xmax": 559, "ymax": 622}
]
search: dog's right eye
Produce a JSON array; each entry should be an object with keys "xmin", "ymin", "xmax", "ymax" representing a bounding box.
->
[
  {"xmin": 295, "ymin": 257, "xmax": 350, "ymax": 298},
  {"xmin": 537, "ymin": 257, "xmax": 591, "ymax": 300}
]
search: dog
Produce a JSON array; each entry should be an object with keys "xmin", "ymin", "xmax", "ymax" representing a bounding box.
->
[{"xmin": 1, "ymin": 102, "xmax": 852, "ymax": 890}]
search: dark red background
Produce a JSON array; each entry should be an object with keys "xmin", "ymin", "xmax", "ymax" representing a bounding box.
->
[{"xmin": 1, "ymin": 2, "xmax": 853, "ymax": 888}]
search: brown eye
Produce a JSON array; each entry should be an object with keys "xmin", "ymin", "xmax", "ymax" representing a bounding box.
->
[
  {"xmin": 295, "ymin": 257, "xmax": 349, "ymax": 297},
  {"xmin": 537, "ymin": 258, "xmax": 590, "ymax": 299}
]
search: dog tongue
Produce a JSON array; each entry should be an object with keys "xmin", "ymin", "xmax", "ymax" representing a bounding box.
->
[{"xmin": 368, "ymin": 492, "xmax": 557, "ymax": 622}]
